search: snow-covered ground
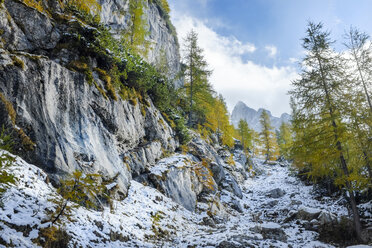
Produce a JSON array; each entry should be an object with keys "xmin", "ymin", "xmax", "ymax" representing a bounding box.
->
[{"xmin": 0, "ymin": 151, "xmax": 370, "ymax": 247}]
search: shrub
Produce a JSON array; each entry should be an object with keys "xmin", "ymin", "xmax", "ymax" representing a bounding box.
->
[
  {"xmin": 51, "ymin": 170, "xmax": 108, "ymax": 225},
  {"xmin": 33, "ymin": 226, "xmax": 70, "ymax": 248},
  {"xmin": 11, "ymin": 56, "xmax": 25, "ymax": 70},
  {"xmin": 0, "ymin": 152, "xmax": 16, "ymax": 196},
  {"xmin": 0, "ymin": 126, "xmax": 13, "ymax": 152},
  {"xmin": 94, "ymin": 68, "xmax": 118, "ymax": 101},
  {"xmin": 23, "ymin": 0, "xmax": 45, "ymax": 13},
  {"xmin": 0, "ymin": 92, "xmax": 16, "ymax": 125}
]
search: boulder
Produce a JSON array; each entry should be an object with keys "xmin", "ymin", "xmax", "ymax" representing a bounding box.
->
[
  {"xmin": 149, "ymin": 155, "xmax": 205, "ymax": 211},
  {"xmin": 318, "ymin": 211, "xmax": 337, "ymax": 225},
  {"xmin": 296, "ymin": 206, "xmax": 321, "ymax": 220},
  {"xmin": 266, "ymin": 188, "xmax": 286, "ymax": 198},
  {"xmin": 259, "ymin": 222, "xmax": 287, "ymax": 242}
]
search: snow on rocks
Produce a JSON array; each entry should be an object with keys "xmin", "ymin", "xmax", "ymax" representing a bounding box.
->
[
  {"xmin": 266, "ymin": 188, "xmax": 286, "ymax": 198},
  {"xmin": 1, "ymin": 151, "xmax": 370, "ymax": 247},
  {"xmin": 259, "ymin": 222, "xmax": 287, "ymax": 242}
]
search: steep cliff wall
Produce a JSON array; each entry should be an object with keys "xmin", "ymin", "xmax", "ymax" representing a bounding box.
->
[
  {"xmin": 0, "ymin": 0, "xmax": 179, "ymax": 196},
  {"xmin": 99, "ymin": 0, "xmax": 181, "ymax": 85}
]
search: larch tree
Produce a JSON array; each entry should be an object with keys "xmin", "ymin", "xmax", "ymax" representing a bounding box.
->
[
  {"xmin": 343, "ymin": 27, "xmax": 372, "ymax": 180},
  {"xmin": 344, "ymin": 27, "xmax": 372, "ymax": 112},
  {"xmin": 259, "ymin": 110, "xmax": 279, "ymax": 161},
  {"xmin": 182, "ymin": 30, "xmax": 212, "ymax": 128},
  {"xmin": 277, "ymin": 122, "xmax": 293, "ymax": 160},
  {"xmin": 238, "ymin": 119, "xmax": 253, "ymax": 151},
  {"xmin": 289, "ymin": 22, "xmax": 364, "ymax": 242},
  {"xmin": 122, "ymin": 0, "xmax": 151, "ymax": 56}
]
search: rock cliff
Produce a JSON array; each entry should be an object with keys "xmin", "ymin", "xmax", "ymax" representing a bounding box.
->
[
  {"xmin": 99, "ymin": 0, "xmax": 181, "ymax": 85},
  {"xmin": 0, "ymin": 0, "xmax": 180, "ymax": 196},
  {"xmin": 0, "ymin": 0, "xmax": 244, "ymax": 210}
]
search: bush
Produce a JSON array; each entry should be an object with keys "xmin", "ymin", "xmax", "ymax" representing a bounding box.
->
[
  {"xmin": 34, "ymin": 226, "xmax": 70, "ymax": 248},
  {"xmin": 0, "ymin": 152, "xmax": 16, "ymax": 196},
  {"xmin": 51, "ymin": 170, "xmax": 109, "ymax": 225},
  {"xmin": 11, "ymin": 56, "xmax": 25, "ymax": 70}
]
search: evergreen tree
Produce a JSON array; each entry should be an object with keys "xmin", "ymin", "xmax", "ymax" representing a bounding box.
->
[
  {"xmin": 237, "ymin": 119, "xmax": 253, "ymax": 151},
  {"xmin": 277, "ymin": 122, "xmax": 293, "ymax": 160},
  {"xmin": 182, "ymin": 30, "xmax": 212, "ymax": 128},
  {"xmin": 259, "ymin": 110, "xmax": 279, "ymax": 161},
  {"xmin": 290, "ymin": 22, "xmax": 364, "ymax": 242}
]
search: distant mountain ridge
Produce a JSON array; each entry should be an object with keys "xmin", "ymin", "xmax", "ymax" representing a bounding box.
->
[{"xmin": 231, "ymin": 101, "xmax": 291, "ymax": 132}]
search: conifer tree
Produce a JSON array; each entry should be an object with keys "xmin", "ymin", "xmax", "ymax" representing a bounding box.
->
[
  {"xmin": 259, "ymin": 110, "xmax": 279, "ymax": 161},
  {"xmin": 208, "ymin": 95, "xmax": 235, "ymax": 147},
  {"xmin": 344, "ymin": 27, "xmax": 372, "ymax": 112},
  {"xmin": 277, "ymin": 122, "xmax": 293, "ymax": 160},
  {"xmin": 182, "ymin": 30, "xmax": 212, "ymax": 128},
  {"xmin": 343, "ymin": 27, "xmax": 372, "ymax": 179},
  {"xmin": 122, "ymin": 0, "xmax": 151, "ymax": 56},
  {"xmin": 237, "ymin": 119, "xmax": 253, "ymax": 151},
  {"xmin": 290, "ymin": 22, "xmax": 364, "ymax": 242}
]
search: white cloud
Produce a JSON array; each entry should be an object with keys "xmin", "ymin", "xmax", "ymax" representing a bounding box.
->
[
  {"xmin": 172, "ymin": 14, "xmax": 298, "ymax": 116},
  {"xmin": 289, "ymin": 57, "xmax": 299, "ymax": 63},
  {"xmin": 265, "ymin": 45, "xmax": 278, "ymax": 57}
]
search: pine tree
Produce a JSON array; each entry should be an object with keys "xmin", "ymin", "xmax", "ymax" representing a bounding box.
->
[
  {"xmin": 182, "ymin": 30, "xmax": 212, "ymax": 128},
  {"xmin": 259, "ymin": 110, "xmax": 279, "ymax": 161},
  {"xmin": 290, "ymin": 22, "xmax": 364, "ymax": 242},
  {"xmin": 277, "ymin": 122, "xmax": 293, "ymax": 160}
]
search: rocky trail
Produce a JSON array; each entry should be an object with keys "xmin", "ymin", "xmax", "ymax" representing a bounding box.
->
[
  {"xmin": 0, "ymin": 151, "xmax": 371, "ymax": 248},
  {"xmin": 177, "ymin": 159, "xmax": 369, "ymax": 248}
]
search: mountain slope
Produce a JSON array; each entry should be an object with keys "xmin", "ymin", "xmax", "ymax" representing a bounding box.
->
[
  {"xmin": 231, "ymin": 101, "xmax": 291, "ymax": 131},
  {"xmin": 2, "ymin": 150, "xmax": 370, "ymax": 247}
]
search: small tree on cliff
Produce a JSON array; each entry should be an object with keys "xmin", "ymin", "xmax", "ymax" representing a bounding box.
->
[{"xmin": 122, "ymin": 0, "xmax": 151, "ymax": 56}]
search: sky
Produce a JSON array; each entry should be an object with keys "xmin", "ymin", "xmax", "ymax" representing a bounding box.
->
[{"xmin": 168, "ymin": 0, "xmax": 372, "ymax": 117}]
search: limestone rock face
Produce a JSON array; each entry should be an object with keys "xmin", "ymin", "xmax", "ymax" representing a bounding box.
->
[
  {"xmin": 99, "ymin": 0, "xmax": 182, "ymax": 86},
  {"xmin": 0, "ymin": 0, "xmax": 179, "ymax": 196},
  {"xmin": 0, "ymin": 51, "xmax": 178, "ymax": 196}
]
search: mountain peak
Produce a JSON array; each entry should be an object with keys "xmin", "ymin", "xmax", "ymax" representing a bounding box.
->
[{"xmin": 231, "ymin": 101, "xmax": 291, "ymax": 131}]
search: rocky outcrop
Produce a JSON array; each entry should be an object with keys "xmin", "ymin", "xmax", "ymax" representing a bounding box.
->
[
  {"xmin": 0, "ymin": 0, "xmax": 179, "ymax": 196},
  {"xmin": 99, "ymin": 0, "xmax": 181, "ymax": 86},
  {"xmin": 0, "ymin": 49, "xmax": 178, "ymax": 195},
  {"xmin": 148, "ymin": 154, "xmax": 216, "ymax": 211}
]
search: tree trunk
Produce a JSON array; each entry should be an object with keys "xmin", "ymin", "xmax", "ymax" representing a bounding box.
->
[
  {"xmin": 52, "ymin": 200, "xmax": 68, "ymax": 225},
  {"xmin": 188, "ymin": 48, "xmax": 193, "ymax": 128}
]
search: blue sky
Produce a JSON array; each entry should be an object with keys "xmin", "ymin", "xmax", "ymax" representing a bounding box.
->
[{"xmin": 168, "ymin": 0, "xmax": 372, "ymax": 116}]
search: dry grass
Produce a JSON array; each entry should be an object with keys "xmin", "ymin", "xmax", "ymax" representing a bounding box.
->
[
  {"xmin": 11, "ymin": 56, "xmax": 25, "ymax": 70},
  {"xmin": 23, "ymin": 0, "xmax": 45, "ymax": 13},
  {"xmin": 94, "ymin": 68, "xmax": 117, "ymax": 101},
  {"xmin": 0, "ymin": 92, "xmax": 16, "ymax": 125}
]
